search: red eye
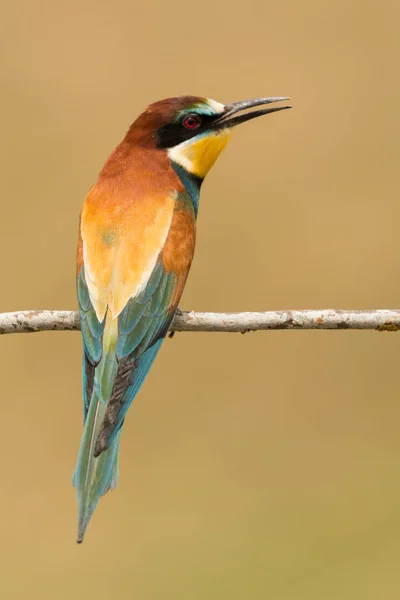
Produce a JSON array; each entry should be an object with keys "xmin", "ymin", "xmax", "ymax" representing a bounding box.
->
[{"xmin": 182, "ymin": 115, "xmax": 200, "ymax": 130}]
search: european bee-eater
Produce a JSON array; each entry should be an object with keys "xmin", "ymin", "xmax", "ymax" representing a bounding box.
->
[{"xmin": 74, "ymin": 95, "xmax": 291, "ymax": 542}]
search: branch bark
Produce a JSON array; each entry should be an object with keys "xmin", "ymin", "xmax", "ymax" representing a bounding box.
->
[{"xmin": 0, "ymin": 309, "xmax": 399, "ymax": 335}]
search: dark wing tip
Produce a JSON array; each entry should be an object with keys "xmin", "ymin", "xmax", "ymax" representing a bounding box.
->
[{"xmin": 93, "ymin": 437, "xmax": 108, "ymax": 457}]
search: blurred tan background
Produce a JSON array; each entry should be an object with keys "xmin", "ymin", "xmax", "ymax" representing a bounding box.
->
[{"xmin": 1, "ymin": 0, "xmax": 400, "ymax": 597}]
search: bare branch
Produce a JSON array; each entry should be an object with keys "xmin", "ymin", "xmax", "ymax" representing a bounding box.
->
[{"xmin": 0, "ymin": 309, "xmax": 399, "ymax": 335}]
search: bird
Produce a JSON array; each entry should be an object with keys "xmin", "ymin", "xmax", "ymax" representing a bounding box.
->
[{"xmin": 74, "ymin": 94, "xmax": 291, "ymax": 543}]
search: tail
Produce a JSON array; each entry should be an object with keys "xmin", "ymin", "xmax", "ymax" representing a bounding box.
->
[
  {"xmin": 73, "ymin": 388, "xmax": 122, "ymax": 543},
  {"xmin": 73, "ymin": 315, "xmax": 120, "ymax": 543},
  {"xmin": 73, "ymin": 311, "xmax": 164, "ymax": 542}
]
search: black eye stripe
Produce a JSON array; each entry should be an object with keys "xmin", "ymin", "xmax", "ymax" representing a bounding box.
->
[{"xmin": 155, "ymin": 112, "xmax": 217, "ymax": 149}]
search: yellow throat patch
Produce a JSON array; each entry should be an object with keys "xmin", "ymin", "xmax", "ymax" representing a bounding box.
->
[{"xmin": 168, "ymin": 129, "xmax": 232, "ymax": 179}]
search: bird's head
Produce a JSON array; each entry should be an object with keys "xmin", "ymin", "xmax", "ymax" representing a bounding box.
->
[{"xmin": 126, "ymin": 96, "xmax": 291, "ymax": 179}]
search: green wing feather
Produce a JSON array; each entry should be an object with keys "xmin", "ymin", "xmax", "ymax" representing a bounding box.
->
[
  {"xmin": 93, "ymin": 261, "xmax": 178, "ymax": 456},
  {"xmin": 77, "ymin": 268, "xmax": 105, "ymax": 418}
]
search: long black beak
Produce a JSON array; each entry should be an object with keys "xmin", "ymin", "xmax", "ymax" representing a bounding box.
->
[{"xmin": 213, "ymin": 97, "xmax": 291, "ymax": 129}]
